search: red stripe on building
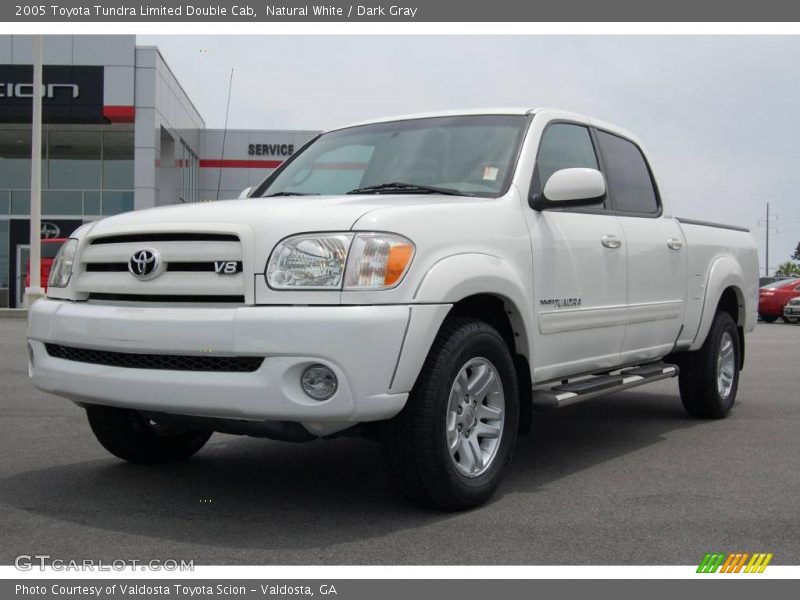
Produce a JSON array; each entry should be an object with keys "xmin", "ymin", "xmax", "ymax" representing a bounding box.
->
[
  {"xmin": 199, "ymin": 159, "xmax": 283, "ymax": 169},
  {"xmin": 103, "ymin": 105, "xmax": 135, "ymax": 123}
]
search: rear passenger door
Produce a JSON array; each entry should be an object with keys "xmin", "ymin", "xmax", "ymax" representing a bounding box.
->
[
  {"xmin": 525, "ymin": 122, "xmax": 628, "ymax": 382},
  {"xmin": 593, "ymin": 129, "xmax": 688, "ymax": 363}
]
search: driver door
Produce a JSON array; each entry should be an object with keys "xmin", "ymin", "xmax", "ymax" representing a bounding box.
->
[{"xmin": 522, "ymin": 122, "xmax": 628, "ymax": 382}]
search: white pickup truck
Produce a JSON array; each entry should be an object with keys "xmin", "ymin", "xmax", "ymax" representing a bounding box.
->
[{"xmin": 28, "ymin": 108, "xmax": 759, "ymax": 510}]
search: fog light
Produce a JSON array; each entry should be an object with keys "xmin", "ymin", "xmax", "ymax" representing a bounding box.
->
[{"xmin": 301, "ymin": 364, "xmax": 338, "ymax": 401}]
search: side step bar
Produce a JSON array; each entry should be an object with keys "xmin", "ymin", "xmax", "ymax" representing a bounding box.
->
[{"xmin": 531, "ymin": 363, "xmax": 679, "ymax": 412}]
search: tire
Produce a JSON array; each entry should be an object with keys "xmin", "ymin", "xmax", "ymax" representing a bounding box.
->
[
  {"xmin": 678, "ymin": 311, "xmax": 740, "ymax": 419},
  {"xmin": 384, "ymin": 317, "xmax": 519, "ymax": 510},
  {"xmin": 86, "ymin": 405, "xmax": 211, "ymax": 464},
  {"xmin": 782, "ymin": 316, "xmax": 800, "ymax": 324},
  {"xmin": 760, "ymin": 314, "xmax": 777, "ymax": 323}
]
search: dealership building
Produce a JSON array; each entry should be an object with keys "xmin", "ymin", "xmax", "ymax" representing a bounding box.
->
[{"xmin": 0, "ymin": 35, "xmax": 317, "ymax": 307}]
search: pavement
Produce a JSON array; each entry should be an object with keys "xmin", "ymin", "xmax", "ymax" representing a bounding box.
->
[{"xmin": 1, "ymin": 318, "xmax": 798, "ymax": 565}]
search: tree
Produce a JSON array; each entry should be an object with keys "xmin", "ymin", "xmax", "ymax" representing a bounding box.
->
[
  {"xmin": 775, "ymin": 261, "xmax": 800, "ymax": 277},
  {"xmin": 793, "ymin": 241, "xmax": 800, "ymax": 262}
]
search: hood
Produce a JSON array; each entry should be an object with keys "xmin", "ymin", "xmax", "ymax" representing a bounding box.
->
[{"xmin": 83, "ymin": 194, "xmax": 478, "ymax": 265}]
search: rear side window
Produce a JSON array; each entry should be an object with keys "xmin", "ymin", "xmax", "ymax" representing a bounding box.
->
[
  {"xmin": 596, "ymin": 131, "xmax": 659, "ymax": 215},
  {"xmin": 536, "ymin": 123, "xmax": 599, "ymax": 188}
]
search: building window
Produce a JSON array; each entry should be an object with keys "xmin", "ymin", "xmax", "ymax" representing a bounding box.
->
[
  {"xmin": 0, "ymin": 219, "xmax": 8, "ymax": 308},
  {"xmin": 103, "ymin": 131, "xmax": 134, "ymax": 190},
  {"xmin": 47, "ymin": 130, "xmax": 102, "ymax": 190},
  {"xmin": 102, "ymin": 191, "xmax": 134, "ymax": 215},
  {"xmin": 0, "ymin": 125, "xmax": 134, "ymax": 218}
]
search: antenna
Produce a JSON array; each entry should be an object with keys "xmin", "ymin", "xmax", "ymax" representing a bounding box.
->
[{"xmin": 216, "ymin": 68, "xmax": 234, "ymax": 201}]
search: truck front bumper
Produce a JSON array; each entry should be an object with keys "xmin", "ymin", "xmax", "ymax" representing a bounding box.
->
[{"xmin": 27, "ymin": 298, "xmax": 450, "ymax": 433}]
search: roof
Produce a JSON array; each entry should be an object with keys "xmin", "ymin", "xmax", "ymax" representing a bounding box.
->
[
  {"xmin": 328, "ymin": 107, "xmax": 640, "ymax": 145},
  {"xmin": 332, "ymin": 107, "xmax": 534, "ymax": 131}
]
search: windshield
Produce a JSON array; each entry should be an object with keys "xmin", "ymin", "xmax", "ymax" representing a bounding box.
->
[
  {"xmin": 761, "ymin": 278, "xmax": 798, "ymax": 289},
  {"xmin": 254, "ymin": 115, "xmax": 529, "ymax": 198}
]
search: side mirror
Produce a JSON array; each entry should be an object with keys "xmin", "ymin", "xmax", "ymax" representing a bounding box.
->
[
  {"xmin": 238, "ymin": 186, "xmax": 253, "ymax": 199},
  {"xmin": 534, "ymin": 168, "xmax": 606, "ymax": 210}
]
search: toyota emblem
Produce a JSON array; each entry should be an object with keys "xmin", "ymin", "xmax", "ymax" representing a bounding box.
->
[
  {"xmin": 128, "ymin": 248, "xmax": 163, "ymax": 281},
  {"xmin": 41, "ymin": 221, "xmax": 60, "ymax": 239}
]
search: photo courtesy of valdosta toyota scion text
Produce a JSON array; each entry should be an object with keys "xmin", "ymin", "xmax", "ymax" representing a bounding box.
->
[{"xmin": 0, "ymin": 17, "xmax": 799, "ymax": 590}]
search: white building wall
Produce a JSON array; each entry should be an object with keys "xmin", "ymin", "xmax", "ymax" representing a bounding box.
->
[{"xmin": 134, "ymin": 46, "xmax": 205, "ymax": 210}]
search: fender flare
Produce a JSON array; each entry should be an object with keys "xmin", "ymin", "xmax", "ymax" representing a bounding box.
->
[
  {"xmin": 689, "ymin": 255, "xmax": 746, "ymax": 351},
  {"xmin": 389, "ymin": 253, "xmax": 534, "ymax": 394},
  {"xmin": 412, "ymin": 252, "xmax": 534, "ymax": 358}
]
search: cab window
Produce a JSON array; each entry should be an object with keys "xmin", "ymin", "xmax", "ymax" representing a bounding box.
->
[{"xmin": 595, "ymin": 130, "xmax": 659, "ymax": 215}]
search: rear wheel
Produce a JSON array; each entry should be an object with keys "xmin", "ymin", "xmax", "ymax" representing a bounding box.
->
[
  {"xmin": 384, "ymin": 317, "xmax": 519, "ymax": 510},
  {"xmin": 760, "ymin": 314, "xmax": 777, "ymax": 323},
  {"xmin": 678, "ymin": 311, "xmax": 740, "ymax": 419},
  {"xmin": 86, "ymin": 405, "xmax": 211, "ymax": 464}
]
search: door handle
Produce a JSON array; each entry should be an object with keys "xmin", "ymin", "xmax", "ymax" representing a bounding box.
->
[
  {"xmin": 667, "ymin": 237, "xmax": 683, "ymax": 250},
  {"xmin": 600, "ymin": 234, "xmax": 622, "ymax": 249}
]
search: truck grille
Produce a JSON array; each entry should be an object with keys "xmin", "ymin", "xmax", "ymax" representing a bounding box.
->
[
  {"xmin": 45, "ymin": 344, "xmax": 264, "ymax": 372},
  {"xmin": 77, "ymin": 232, "xmax": 246, "ymax": 304}
]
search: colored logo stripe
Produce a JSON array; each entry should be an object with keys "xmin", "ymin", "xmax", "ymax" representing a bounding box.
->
[{"xmin": 697, "ymin": 552, "xmax": 772, "ymax": 573}]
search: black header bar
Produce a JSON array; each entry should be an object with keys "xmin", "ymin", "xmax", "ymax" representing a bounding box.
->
[{"xmin": 4, "ymin": 0, "xmax": 800, "ymax": 22}]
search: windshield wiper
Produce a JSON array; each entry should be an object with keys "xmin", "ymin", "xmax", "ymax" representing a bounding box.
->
[
  {"xmin": 346, "ymin": 182, "xmax": 472, "ymax": 196},
  {"xmin": 264, "ymin": 191, "xmax": 320, "ymax": 197}
]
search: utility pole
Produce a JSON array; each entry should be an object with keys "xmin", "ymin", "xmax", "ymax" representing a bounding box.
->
[
  {"xmin": 765, "ymin": 202, "xmax": 769, "ymax": 277},
  {"xmin": 24, "ymin": 35, "xmax": 44, "ymax": 307}
]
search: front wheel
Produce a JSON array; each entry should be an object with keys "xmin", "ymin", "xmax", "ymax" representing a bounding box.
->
[
  {"xmin": 678, "ymin": 311, "xmax": 740, "ymax": 419},
  {"xmin": 384, "ymin": 317, "xmax": 519, "ymax": 510},
  {"xmin": 782, "ymin": 315, "xmax": 800, "ymax": 324},
  {"xmin": 760, "ymin": 314, "xmax": 777, "ymax": 323},
  {"xmin": 86, "ymin": 405, "xmax": 212, "ymax": 464}
]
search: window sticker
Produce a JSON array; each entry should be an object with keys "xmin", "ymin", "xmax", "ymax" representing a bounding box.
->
[{"xmin": 483, "ymin": 166, "xmax": 499, "ymax": 181}]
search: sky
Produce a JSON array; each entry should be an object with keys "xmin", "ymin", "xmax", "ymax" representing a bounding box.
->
[{"xmin": 138, "ymin": 35, "xmax": 800, "ymax": 273}]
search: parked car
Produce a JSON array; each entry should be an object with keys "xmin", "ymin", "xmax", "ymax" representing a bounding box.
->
[
  {"xmin": 758, "ymin": 278, "xmax": 800, "ymax": 323},
  {"xmin": 24, "ymin": 238, "xmax": 66, "ymax": 292},
  {"xmin": 27, "ymin": 108, "xmax": 759, "ymax": 509},
  {"xmin": 759, "ymin": 276, "xmax": 786, "ymax": 287},
  {"xmin": 784, "ymin": 297, "xmax": 800, "ymax": 324}
]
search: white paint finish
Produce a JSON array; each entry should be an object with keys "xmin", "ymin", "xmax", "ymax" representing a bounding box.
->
[
  {"xmin": 28, "ymin": 299, "xmax": 411, "ymax": 423},
  {"xmin": 617, "ymin": 215, "xmax": 688, "ymax": 361},
  {"xmin": 542, "ymin": 168, "xmax": 606, "ymax": 203},
  {"xmin": 75, "ymin": 271, "xmax": 245, "ymax": 297},
  {"xmin": 28, "ymin": 108, "xmax": 760, "ymax": 425},
  {"xmin": 527, "ymin": 209, "xmax": 628, "ymax": 378},
  {"xmin": 81, "ymin": 241, "xmax": 242, "ymax": 263}
]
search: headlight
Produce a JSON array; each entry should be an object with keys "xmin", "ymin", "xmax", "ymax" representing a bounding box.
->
[
  {"xmin": 266, "ymin": 232, "xmax": 415, "ymax": 290},
  {"xmin": 267, "ymin": 233, "xmax": 353, "ymax": 289},
  {"xmin": 48, "ymin": 238, "xmax": 79, "ymax": 289}
]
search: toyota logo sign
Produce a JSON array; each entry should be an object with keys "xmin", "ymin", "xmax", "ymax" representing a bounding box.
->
[
  {"xmin": 128, "ymin": 248, "xmax": 163, "ymax": 281},
  {"xmin": 41, "ymin": 221, "xmax": 60, "ymax": 239}
]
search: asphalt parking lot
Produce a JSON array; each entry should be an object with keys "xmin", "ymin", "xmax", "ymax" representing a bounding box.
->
[{"xmin": 1, "ymin": 317, "xmax": 798, "ymax": 565}]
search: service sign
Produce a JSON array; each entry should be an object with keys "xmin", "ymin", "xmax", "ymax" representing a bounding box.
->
[{"xmin": 0, "ymin": 65, "xmax": 104, "ymax": 123}]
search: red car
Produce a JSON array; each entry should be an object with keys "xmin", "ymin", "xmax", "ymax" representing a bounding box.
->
[
  {"xmin": 758, "ymin": 277, "xmax": 800, "ymax": 323},
  {"xmin": 24, "ymin": 238, "xmax": 66, "ymax": 292}
]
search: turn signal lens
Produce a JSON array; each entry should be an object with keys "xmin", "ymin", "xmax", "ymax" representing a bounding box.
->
[{"xmin": 344, "ymin": 233, "xmax": 415, "ymax": 290}]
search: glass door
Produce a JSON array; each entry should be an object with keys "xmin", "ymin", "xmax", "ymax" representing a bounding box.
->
[{"xmin": 15, "ymin": 244, "xmax": 29, "ymax": 308}]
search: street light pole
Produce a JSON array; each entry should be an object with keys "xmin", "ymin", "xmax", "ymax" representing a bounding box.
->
[{"xmin": 24, "ymin": 35, "xmax": 44, "ymax": 307}]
